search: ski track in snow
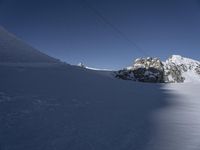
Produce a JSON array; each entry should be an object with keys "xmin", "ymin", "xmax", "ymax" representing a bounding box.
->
[{"xmin": 0, "ymin": 64, "xmax": 200, "ymax": 150}]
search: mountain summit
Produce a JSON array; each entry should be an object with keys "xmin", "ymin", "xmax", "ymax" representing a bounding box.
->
[
  {"xmin": 0, "ymin": 26, "xmax": 59, "ymax": 63},
  {"xmin": 116, "ymin": 55, "xmax": 200, "ymax": 83}
]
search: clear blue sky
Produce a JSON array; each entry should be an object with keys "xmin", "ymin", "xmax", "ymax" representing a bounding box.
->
[{"xmin": 0, "ymin": 0, "xmax": 200, "ymax": 69}]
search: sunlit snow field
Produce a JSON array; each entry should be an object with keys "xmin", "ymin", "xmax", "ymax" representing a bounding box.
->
[{"xmin": 146, "ymin": 83, "xmax": 200, "ymax": 150}]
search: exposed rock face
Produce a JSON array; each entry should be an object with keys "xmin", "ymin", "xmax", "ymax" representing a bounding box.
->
[
  {"xmin": 115, "ymin": 55, "xmax": 200, "ymax": 83},
  {"xmin": 196, "ymin": 66, "xmax": 200, "ymax": 75},
  {"xmin": 133, "ymin": 57, "xmax": 164, "ymax": 82},
  {"xmin": 163, "ymin": 62, "xmax": 185, "ymax": 83},
  {"xmin": 116, "ymin": 57, "xmax": 165, "ymax": 83},
  {"xmin": 115, "ymin": 69, "xmax": 136, "ymax": 81},
  {"xmin": 163, "ymin": 55, "xmax": 185, "ymax": 83}
]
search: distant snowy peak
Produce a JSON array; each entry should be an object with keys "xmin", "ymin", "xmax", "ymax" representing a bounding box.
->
[
  {"xmin": 165, "ymin": 55, "xmax": 200, "ymax": 82},
  {"xmin": 0, "ymin": 26, "xmax": 60, "ymax": 63},
  {"xmin": 116, "ymin": 55, "xmax": 200, "ymax": 83},
  {"xmin": 166, "ymin": 55, "xmax": 200, "ymax": 68}
]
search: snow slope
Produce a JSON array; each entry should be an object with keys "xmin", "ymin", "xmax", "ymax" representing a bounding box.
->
[
  {"xmin": 1, "ymin": 63, "xmax": 200, "ymax": 150},
  {"xmin": 0, "ymin": 26, "xmax": 59, "ymax": 63},
  {"xmin": 0, "ymin": 64, "xmax": 170, "ymax": 150}
]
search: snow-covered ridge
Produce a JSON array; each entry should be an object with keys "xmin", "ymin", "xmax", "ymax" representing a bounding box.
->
[
  {"xmin": 116, "ymin": 55, "xmax": 200, "ymax": 83},
  {"xmin": 77, "ymin": 62, "xmax": 113, "ymax": 71},
  {"xmin": 164, "ymin": 55, "xmax": 200, "ymax": 82},
  {"xmin": 167, "ymin": 55, "xmax": 200, "ymax": 66},
  {"xmin": 0, "ymin": 26, "xmax": 60, "ymax": 63}
]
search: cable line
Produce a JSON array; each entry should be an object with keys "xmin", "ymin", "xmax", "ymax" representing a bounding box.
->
[{"xmin": 81, "ymin": 0, "xmax": 148, "ymax": 56}]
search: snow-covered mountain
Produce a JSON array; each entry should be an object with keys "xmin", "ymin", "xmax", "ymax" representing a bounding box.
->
[
  {"xmin": 116, "ymin": 55, "xmax": 200, "ymax": 83},
  {"xmin": 165, "ymin": 55, "xmax": 200, "ymax": 82},
  {"xmin": 0, "ymin": 26, "xmax": 59, "ymax": 63}
]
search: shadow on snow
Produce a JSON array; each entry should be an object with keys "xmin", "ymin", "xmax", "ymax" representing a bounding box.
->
[{"xmin": 0, "ymin": 64, "xmax": 174, "ymax": 150}]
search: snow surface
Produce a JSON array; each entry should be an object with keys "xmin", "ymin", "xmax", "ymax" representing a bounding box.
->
[
  {"xmin": 1, "ymin": 63, "xmax": 200, "ymax": 150},
  {"xmin": 146, "ymin": 83, "xmax": 200, "ymax": 150},
  {"xmin": 182, "ymin": 71, "xmax": 200, "ymax": 82},
  {"xmin": 85, "ymin": 66, "xmax": 112, "ymax": 71}
]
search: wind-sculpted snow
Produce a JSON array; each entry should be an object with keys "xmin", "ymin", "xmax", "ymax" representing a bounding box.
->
[{"xmin": 0, "ymin": 64, "xmax": 171, "ymax": 150}]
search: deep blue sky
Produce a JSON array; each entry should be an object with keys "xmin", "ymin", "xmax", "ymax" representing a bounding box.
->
[{"xmin": 0, "ymin": 0, "xmax": 200, "ymax": 69}]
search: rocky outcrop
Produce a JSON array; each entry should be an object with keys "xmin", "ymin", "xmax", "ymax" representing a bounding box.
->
[
  {"xmin": 133, "ymin": 57, "xmax": 164, "ymax": 82},
  {"xmin": 116, "ymin": 57, "xmax": 165, "ymax": 83},
  {"xmin": 195, "ymin": 65, "xmax": 200, "ymax": 75},
  {"xmin": 115, "ymin": 55, "xmax": 200, "ymax": 83},
  {"xmin": 163, "ymin": 62, "xmax": 185, "ymax": 83},
  {"xmin": 115, "ymin": 69, "xmax": 136, "ymax": 81}
]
